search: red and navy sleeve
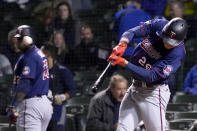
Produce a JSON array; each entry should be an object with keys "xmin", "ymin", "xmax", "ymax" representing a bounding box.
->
[
  {"xmin": 120, "ymin": 19, "xmax": 168, "ymax": 44},
  {"xmin": 14, "ymin": 55, "xmax": 36, "ymax": 94},
  {"xmin": 152, "ymin": 46, "xmax": 186, "ymax": 80},
  {"xmin": 20, "ymin": 56, "xmax": 36, "ymax": 79}
]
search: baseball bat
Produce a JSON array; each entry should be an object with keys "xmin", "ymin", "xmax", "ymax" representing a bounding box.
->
[
  {"xmin": 91, "ymin": 62, "xmax": 112, "ymax": 93},
  {"xmin": 9, "ymin": 120, "xmax": 11, "ymax": 128}
]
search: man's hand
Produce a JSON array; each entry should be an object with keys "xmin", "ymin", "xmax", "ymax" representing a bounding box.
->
[
  {"xmin": 111, "ymin": 42, "xmax": 127, "ymax": 57},
  {"xmin": 108, "ymin": 55, "xmax": 128, "ymax": 67},
  {"xmin": 115, "ymin": 122, "xmax": 119, "ymax": 129},
  {"xmin": 7, "ymin": 106, "xmax": 18, "ymax": 125},
  {"xmin": 54, "ymin": 94, "xmax": 66, "ymax": 105}
]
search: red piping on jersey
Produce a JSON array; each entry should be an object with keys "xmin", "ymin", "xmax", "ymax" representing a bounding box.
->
[
  {"xmin": 140, "ymin": 22, "xmax": 145, "ymax": 37},
  {"xmin": 24, "ymin": 100, "xmax": 27, "ymax": 131},
  {"xmin": 22, "ymin": 76, "xmax": 35, "ymax": 79},
  {"xmin": 159, "ymin": 88, "xmax": 163, "ymax": 131},
  {"xmin": 177, "ymin": 41, "xmax": 184, "ymax": 46},
  {"xmin": 184, "ymin": 47, "xmax": 186, "ymax": 54}
]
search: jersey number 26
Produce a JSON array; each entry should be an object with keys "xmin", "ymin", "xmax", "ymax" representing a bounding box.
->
[{"xmin": 138, "ymin": 56, "xmax": 152, "ymax": 70}]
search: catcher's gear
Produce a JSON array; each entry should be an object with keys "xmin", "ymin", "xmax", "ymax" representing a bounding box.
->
[
  {"xmin": 14, "ymin": 25, "xmax": 34, "ymax": 45},
  {"xmin": 162, "ymin": 17, "xmax": 188, "ymax": 46},
  {"xmin": 54, "ymin": 94, "xmax": 66, "ymax": 105}
]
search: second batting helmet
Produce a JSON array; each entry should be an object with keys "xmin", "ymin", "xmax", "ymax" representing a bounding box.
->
[
  {"xmin": 14, "ymin": 25, "xmax": 34, "ymax": 45},
  {"xmin": 162, "ymin": 17, "xmax": 188, "ymax": 46}
]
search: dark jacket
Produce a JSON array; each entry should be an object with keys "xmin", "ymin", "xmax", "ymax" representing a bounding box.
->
[
  {"xmin": 49, "ymin": 62, "xmax": 76, "ymax": 96},
  {"xmin": 49, "ymin": 62, "xmax": 76, "ymax": 122},
  {"xmin": 86, "ymin": 88, "xmax": 119, "ymax": 131},
  {"xmin": 53, "ymin": 17, "xmax": 81, "ymax": 49},
  {"xmin": 74, "ymin": 41, "xmax": 98, "ymax": 68}
]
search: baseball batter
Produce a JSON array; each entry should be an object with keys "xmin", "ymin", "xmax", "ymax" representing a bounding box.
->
[
  {"xmin": 8, "ymin": 25, "xmax": 53, "ymax": 131},
  {"xmin": 108, "ymin": 17, "xmax": 188, "ymax": 131}
]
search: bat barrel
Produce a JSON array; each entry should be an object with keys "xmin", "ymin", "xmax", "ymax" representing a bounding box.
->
[
  {"xmin": 91, "ymin": 62, "xmax": 112, "ymax": 93},
  {"xmin": 91, "ymin": 84, "xmax": 99, "ymax": 93}
]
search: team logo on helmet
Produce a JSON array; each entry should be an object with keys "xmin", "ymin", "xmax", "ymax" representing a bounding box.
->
[
  {"xmin": 170, "ymin": 31, "xmax": 176, "ymax": 38},
  {"xmin": 22, "ymin": 66, "xmax": 30, "ymax": 75},
  {"xmin": 163, "ymin": 65, "xmax": 172, "ymax": 76}
]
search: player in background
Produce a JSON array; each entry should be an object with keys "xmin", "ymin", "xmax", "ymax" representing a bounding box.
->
[
  {"xmin": 41, "ymin": 42, "xmax": 76, "ymax": 131},
  {"xmin": 107, "ymin": 17, "xmax": 188, "ymax": 131},
  {"xmin": 183, "ymin": 65, "xmax": 197, "ymax": 95},
  {"xmin": 7, "ymin": 29, "xmax": 21, "ymax": 69},
  {"xmin": 7, "ymin": 25, "xmax": 53, "ymax": 131}
]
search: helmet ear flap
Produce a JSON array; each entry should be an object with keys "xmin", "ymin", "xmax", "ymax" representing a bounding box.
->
[{"xmin": 22, "ymin": 36, "xmax": 33, "ymax": 45}]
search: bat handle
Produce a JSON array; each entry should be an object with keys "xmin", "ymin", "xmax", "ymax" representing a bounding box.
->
[{"xmin": 9, "ymin": 121, "xmax": 12, "ymax": 128}]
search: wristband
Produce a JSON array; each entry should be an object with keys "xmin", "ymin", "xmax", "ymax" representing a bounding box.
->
[
  {"xmin": 60, "ymin": 94, "xmax": 66, "ymax": 101},
  {"xmin": 120, "ymin": 37, "xmax": 129, "ymax": 44},
  {"xmin": 124, "ymin": 60, "xmax": 128, "ymax": 66}
]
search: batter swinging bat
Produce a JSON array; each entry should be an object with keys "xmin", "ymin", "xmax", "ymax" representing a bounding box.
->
[{"xmin": 91, "ymin": 62, "xmax": 112, "ymax": 93}]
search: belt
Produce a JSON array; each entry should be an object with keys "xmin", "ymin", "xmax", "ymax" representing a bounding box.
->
[
  {"xmin": 24, "ymin": 94, "xmax": 46, "ymax": 99},
  {"xmin": 133, "ymin": 80, "xmax": 166, "ymax": 88},
  {"xmin": 133, "ymin": 80, "xmax": 147, "ymax": 88}
]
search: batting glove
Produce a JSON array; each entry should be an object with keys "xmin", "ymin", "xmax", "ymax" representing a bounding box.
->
[
  {"xmin": 110, "ymin": 42, "xmax": 127, "ymax": 57},
  {"xmin": 54, "ymin": 94, "xmax": 66, "ymax": 105},
  {"xmin": 108, "ymin": 55, "xmax": 128, "ymax": 67}
]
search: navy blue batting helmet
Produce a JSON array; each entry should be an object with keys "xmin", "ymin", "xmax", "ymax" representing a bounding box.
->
[
  {"xmin": 162, "ymin": 17, "xmax": 188, "ymax": 46},
  {"xmin": 14, "ymin": 25, "xmax": 34, "ymax": 45}
]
